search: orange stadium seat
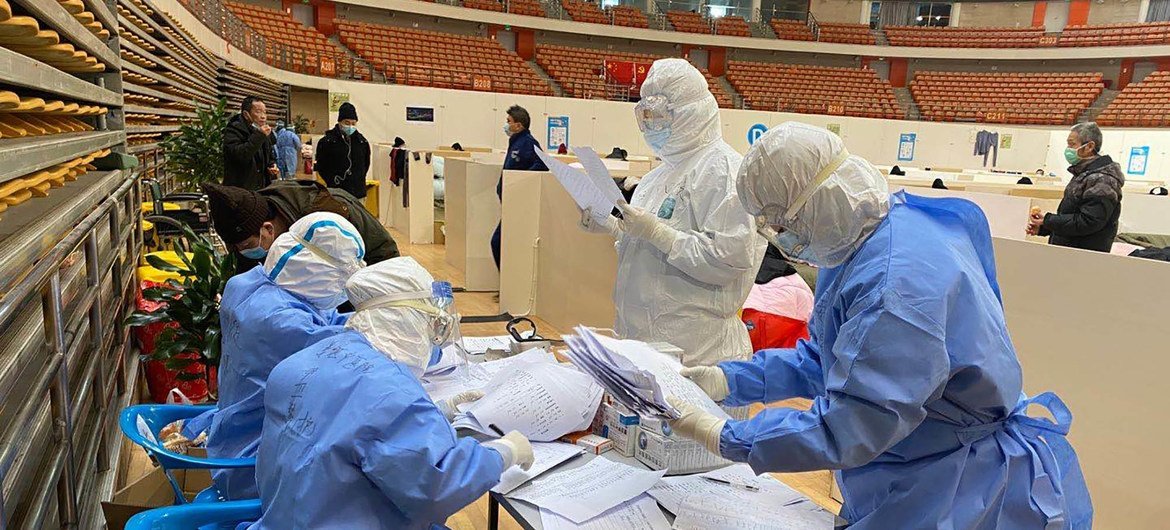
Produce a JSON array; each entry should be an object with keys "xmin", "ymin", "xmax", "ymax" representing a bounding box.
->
[
  {"xmin": 910, "ymin": 71, "xmax": 1102, "ymax": 125},
  {"xmin": 505, "ymin": 0, "xmax": 545, "ymax": 17},
  {"xmin": 463, "ymin": 0, "xmax": 505, "ymax": 13},
  {"xmin": 608, "ymin": 5, "xmax": 649, "ymax": 29},
  {"xmin": 224, "ymin": 1, "xmax": 366, "ymax": 79},
  {"xmin": 885, "ymin": 26, "xmax": 1043, "ymax": 48},
  {"xmin": 667, "ymin": 10, "xmax": 709, "ymax": 35},
  {"xmin": 335, "ymin": 20, "xmax": 553, "ymax": 96},
  {"xmin": 713, "ymin": 16, "xmax": 751, "ymax": 37},
  {"xmin": 1097, "ymin": 71, "xmax": 1170, "ymax": 127},
  {"xmin": 561, "ymin": 0, "xmax": 609, "ymax": 24},
  {"xmin": 534, "ymin": 44, "xmax": 733, "ymax": 108},
  {"xmin": 818, "ymin": 22, "xmax": 876, "ymax": 45},
  {"xmin": 769, "ymin": 19, "xmax": 814, "ymax": 41},
  {"xmin": 726, "ymin": 61, "xmax": 901, "ymax": 119},
  {"xmin": 1058, "ymin": 22, "xmax": 1170, "ymax": 47}
]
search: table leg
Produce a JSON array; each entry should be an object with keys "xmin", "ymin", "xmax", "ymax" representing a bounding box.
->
[{"xmin": 489, "ymin": 494, "xmax": 500, "ymax": 530}]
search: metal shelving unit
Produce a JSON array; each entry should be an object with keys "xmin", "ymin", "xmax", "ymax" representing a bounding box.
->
[{"xmin": 220, "ymin": 63, "xmax": 289, "ymax": 122}]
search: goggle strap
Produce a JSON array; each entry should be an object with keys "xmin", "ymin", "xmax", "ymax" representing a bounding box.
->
[{"xmin": 784, "ymin": 148, "xmax": 850, "ymax": 223}]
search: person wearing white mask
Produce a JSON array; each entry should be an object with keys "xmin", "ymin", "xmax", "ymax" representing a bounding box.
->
[
  {"xmin": 206, "ymin": 212, "xmax": 365, "ymax": 500},
  {"xmin": 579, "ymin": 58, "xmax": 764, "ymax": 366},
  {"xmin": 668, "ymin": 122, "xmax": 1092, "ymax": 529},
  {"xmin": 247, "ymin": 257, "xmax": 533, "ymax": 529}
]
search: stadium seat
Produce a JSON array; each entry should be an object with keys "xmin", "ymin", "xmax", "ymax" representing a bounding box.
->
[
  {"xmin": 1098, "ymin": 70, "xmax": 1170, "ymax": 127},
  {"xmin": 910, "ymin": 71, "xmax": 1102, "ymax": 125},
  {"xmin": 726, "ymin": 61, "xmax": 901, "ymax": 119}
]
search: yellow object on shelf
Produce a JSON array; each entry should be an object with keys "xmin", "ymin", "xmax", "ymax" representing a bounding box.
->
[
  {"xmin": 365, "ymin": 180, "xmax": 379, "ymax": 220},
  {"xmin": 137, "ymin": 265, "xmax": 181, "ymax": 284},
  {"xmin": 142, "ymin": 250, "xmax": 192, "ymax": 270},
  {"xmin": 140, "ymin": 201, "xmax": 181, "ymax": 214}
]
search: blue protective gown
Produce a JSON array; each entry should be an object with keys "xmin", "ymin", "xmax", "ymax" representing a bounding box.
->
[
  {"xmin": 718, "ymin": 192, "xmax": 1092, "ymax": 529},
  {"xmin": 247, "ymin": 331, "xmax": 506, "ymax": 530},
  {"xmin": 207, "ymin": 266, "xmax": 349, "ymax": 499}
]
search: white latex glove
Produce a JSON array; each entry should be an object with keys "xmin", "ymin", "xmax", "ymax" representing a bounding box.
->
[
  {"xmin": 680, "ymin": 366, "xmax": 730, "ymax": 402},
  {"xmin": 482, "ymin": 430, "xmax": 535, "ymax": 471},
  {"xmin": 667, "ymin": 397, "xmax": 726, "ymax": 456},
  {"xmin": 618, "ymin": 203, "xmax": 678, "ymax": 253},
  {"xmin": 580, "ymin": 207, "xmax": 623, "ymax": 237},
  {"xmin": 436, "ymin": 390, "xmax": 484, "ymax": 421}
]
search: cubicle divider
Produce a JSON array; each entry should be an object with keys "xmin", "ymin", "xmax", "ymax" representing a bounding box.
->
[{"xmin": 443, "ymin": 157, "xmax": 503, "ymax": 291}]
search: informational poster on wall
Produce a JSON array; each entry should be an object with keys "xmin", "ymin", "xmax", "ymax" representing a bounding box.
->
[
  {"xmin": 328, "ymin": 93, "xmax": 349, "ymax": 112},
  {"xmin": 898, "ymin": 133, "xmax": 917, "ymax": 162},
  {"xmin": 826, "ymin": 123, "xmax": 841, "ymax": 135},
  {"xmin": 1000, "ymin": 134, "xmax": 1013, "ymax": 150},
  {"xmin": 406, "ymin": 106, "xmax": 435, "ymax": 124},
  {"xmin": 1128, "ymin": 146, "xmax": 1149, "ymax": 175},
  {"xmin": 548, "ymin": 116, "xmax": 569, "ymax": 149}
]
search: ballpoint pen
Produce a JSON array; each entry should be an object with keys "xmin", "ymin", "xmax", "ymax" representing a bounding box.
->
[{"xmin": 702, "ymin": 476, "xmax": 760, "ymax": 492}]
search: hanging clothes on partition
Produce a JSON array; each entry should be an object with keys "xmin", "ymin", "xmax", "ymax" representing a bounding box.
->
[
  {"xmin": 974, "ymin": 130, "xmax": 999, "ymax": 167},
  {"xmin": 388, "ymin": 137, "xmax": 409, "ymax": 208}
]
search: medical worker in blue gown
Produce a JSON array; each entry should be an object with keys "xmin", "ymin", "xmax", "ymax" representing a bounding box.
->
[
  {"xmin": 207, "ymin": 212, "xmax": 365, "ymax": 499},
  {"xmin": 248, "ymin": 257, "xmax": 534, "ymax": 530},
  {"xmin": 668, "ymin": 122, "xmax": 1093, "ymax": 529}
]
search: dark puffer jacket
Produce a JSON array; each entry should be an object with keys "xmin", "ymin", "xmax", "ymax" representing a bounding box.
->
[{"xmin": 1040, "ymin": 155, "xmax": 1125, "ymax": 252}]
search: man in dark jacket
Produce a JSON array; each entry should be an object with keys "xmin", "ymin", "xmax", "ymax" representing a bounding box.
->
[
  {"xmin": 315, "ymin": 102, "xmax": 371, "ymax": 199},
  {"xmin": 1028, "ymin": 122, "xmax": 1124, "ymax": 252},
  {"xmin": 223, "ymin": 97, "xmax": 277, "ymax": 190},
  {"xmin": 204, "ymin": 181, "xmax": 399, "ymax": 274},
  {"xmin": 492, "ymin": 104, "xmax": 549, "ymax": 269}
]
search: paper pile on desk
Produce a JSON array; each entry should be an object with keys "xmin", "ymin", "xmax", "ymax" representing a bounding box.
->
[
  {"xmin": 454, "ymin": 359, "xmax": 604, "ymax": 442},
  {"xmin": 534, "ymin": 145, "xmax": 625, "ymax": 226},
  {"xmin": 510, "ymin": 456, "xmax": 667, "ymax": 523},
  {"xmin": 538, "ymin": 495, "xmax": 670, "ymax": 530},
  {"xmin": 648, "ymin": 464, "xmax": 835, "ymax": 529},
  {"xmin": 424, "ymin": 347, "xmax": 555, "ymax": 401},
  {"xmin": 493, "ymin": 442, "xmax": 585, "ymax": 494},
  {"xmin": 563, "ymin": 326, "xmax": 728, "ymax": 421}
]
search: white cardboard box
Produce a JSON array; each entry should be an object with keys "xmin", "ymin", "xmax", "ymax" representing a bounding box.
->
[
  {"xmin": 634, "ymin": 427, "xmax": 730, "ymax": 475},
  {"xmin": 591, "ymin": 402, "xmax": 640, "ymax": 457}
]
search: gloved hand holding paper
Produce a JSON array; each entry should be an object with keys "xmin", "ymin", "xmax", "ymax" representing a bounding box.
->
[{"xmin": 534, "ymin": 145, "xmax": 626, "ymax": 226}]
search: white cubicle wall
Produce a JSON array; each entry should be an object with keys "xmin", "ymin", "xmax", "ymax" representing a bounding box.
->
[{"xmin": 443, "ymin": 157, "xmax": 503, "ymax": 291}]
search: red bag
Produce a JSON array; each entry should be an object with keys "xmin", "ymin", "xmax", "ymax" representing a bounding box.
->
[
  {"xmin": 742, "ymin": 308, "xmax": 810, "ymax": 352},
  {"xmin": 132, "ymin": 280, "xmax": 217, "ymax": 403}
]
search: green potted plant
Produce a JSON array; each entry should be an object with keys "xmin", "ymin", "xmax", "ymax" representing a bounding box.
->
[
  {"xmin": 160, "ymin": 99, "xmax": 229, "ymax": 191},
  {"xmin": 126, "ymin": 222, "xmax": 235, "ymax": 403},
  {"xmin": 291, "ymin": 114, "xmax": 310, "ymax": 134}
]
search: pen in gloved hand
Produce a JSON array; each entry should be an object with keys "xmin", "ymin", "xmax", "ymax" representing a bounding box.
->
[{"xmin": 701, "ymin": 476, "xmax": 759, "ymax": 492}]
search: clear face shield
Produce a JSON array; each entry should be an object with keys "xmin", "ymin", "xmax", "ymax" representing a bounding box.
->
[
  {"xmin": 354, "ymin": 281, "xmax": 470, "ymax": 379},
  {"xmin": 634, "ymin": 95, "xmax": 672, "ymax": 133}
]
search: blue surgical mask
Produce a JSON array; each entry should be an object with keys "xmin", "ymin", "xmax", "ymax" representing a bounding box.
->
[
  {"xmin": 429, "ymin": 345, "xmax": 444, "ymax": 367},
  {"xmin": 341, "ymin": 125, "xmax": 356, "ymax": 136},
  {"xmin": 757, "ymin": 223, "xmax": 815, "ymax": 266},
  {"xmin": 240, "ymin": 246, "xmax": 268, "ymax": 260},
  {"xmin": 643, "ymin": 128, "xmax": 671, "ymax": 152}
]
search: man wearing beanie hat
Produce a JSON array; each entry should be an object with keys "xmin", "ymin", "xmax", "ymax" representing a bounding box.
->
[
  {"xmin": 314, "ymin": 102, "xmax": 371, "ymax": 199},
  {"xmin": 203, "ymin": 180, "xmax": 399, "ymax": 274}
]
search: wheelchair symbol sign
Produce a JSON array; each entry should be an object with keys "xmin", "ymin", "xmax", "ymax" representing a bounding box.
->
[{"xmin": 747, "ymin": 123, "xmax": 768, "ymax": 146}]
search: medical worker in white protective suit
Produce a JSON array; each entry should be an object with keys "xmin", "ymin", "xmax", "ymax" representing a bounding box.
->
[
  {"xmin": 669, "ymin": 123, "xmax": 1093, "ymax": 529},
  {"xmin": 581, "ymin": 58, "xmax": 764, "ymax": 366},
  {"xmin": 249, "ymin": 257, "xmax": 533, "ymax": 529}
]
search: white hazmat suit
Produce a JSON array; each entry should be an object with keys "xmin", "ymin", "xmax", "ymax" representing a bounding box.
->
[{"xmin": 612, "ymin": 58, "xmax": 764, "ymax": 366}]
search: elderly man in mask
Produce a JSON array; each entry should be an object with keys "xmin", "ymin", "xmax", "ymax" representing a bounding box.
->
[
  {"xmin": 248, "ymin": 257, "xmax": 532, "ymax": 529},
  {"xmin": 207, "ymin": 212, "xmax": 365, "ymax": 499},
  {"xmin": 580, "ymin": 58, "xmax": 763, "ymax": 367},
  {"xmin": 668, "ymin": 123, "xmax": 1092, "ymax": 529}
]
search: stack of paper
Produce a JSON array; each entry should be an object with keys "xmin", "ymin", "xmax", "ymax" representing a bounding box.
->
[
  {"xmin": 461, "ymin": 335, "xmax": 515, "ymax": 354},
  {"xmin": 454, "ymin": 360, "xmax": 604, "ymax": 442},
  {"xmin": 562, "ymin": 326, "xmax": 728, "ymax": 420},
  {"xmin": 510, "ymin": 457, "xmax": 667, "ymax": 523},
  {"xmin": 538, "ymin": 495, "xmax": 670, "ymax": 530},
  {"xmin": 647, "ymin": 464, "xmax": 835, "ymax": 529},
  {"xmin": 534, "ymin": 145, "xmax": 625, "ymax": 226},
  {"xmin": 423, "ymin": 348, "xmax": 556, "ymax": 402},
  {"xmin": 492, "ymin": 442, "xmax": 586, "ymax": 494}
]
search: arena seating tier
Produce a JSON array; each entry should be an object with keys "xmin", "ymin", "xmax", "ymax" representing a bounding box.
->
[
  {"xmin": 225, "ymin": 2, "xmax": 367, "ymax": 78},
  {"xmin": 667, "ymin": 10, "xmax": 709, "ymax": 34},
  {"xmin": 713, "ymin": 16, "xmax": 751, "ymax": 37},
  {"xmin": 462, "ymin": 0, "xmax": 504, "ymax": 13},
  {"xmin": 561, "ymin": 0, "xmax": 609, "ymax": 24},
  {"xmin": 727, "ymin": 61, "xmax": 901, "ymax": 119},
  {"xmin": 818, "ymin": 22, "xmax": 876, "ymax": 45},
  {"xmin": 910, "ymin": 71, "xmax": 1102, "ymax": 125},
  {"xmin": 769, "ymin": 19, "xmax": 814, "ymax": 41},
  {"xmin": 885, "ymin": 26, "xmax": 1044, "ymax": 48},
  {"xmin": 336, "ymin": 20, "xmax": 552, "ymax": 96},
  {"xmin": 609, "ymin": 5, "xmax": 649, "ymax": 29},
  {"xmin": 1059, "ymin": 23, "xmax": 1170, "ymax": 46},
  {"xmin": 535, "ymin": 44, "xmax": 733, "ymax": 107},
  {"xmin": 1098, "ymin": 71, "xmax": 1170, "ymax": 127}
]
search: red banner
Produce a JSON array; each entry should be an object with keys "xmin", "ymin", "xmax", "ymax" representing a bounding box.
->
[
  {"xmin": 473, "ymin": 74, "xmax": 493, "ymax": 91},
  {"xmin": 604, "ymin": 60, "xmax": 652, "ymax": 87}
]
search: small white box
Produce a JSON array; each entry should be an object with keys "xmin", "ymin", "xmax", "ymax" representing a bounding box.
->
[
  {"xmin": 591, "ymin": 402, "xmax": 640, "ymax": 457},
  {"xmin": 575, "ymin": 434, "xmax": 612, "ymax": 455},
  {"xmin": 635, "ymin": 426, "xmax": 729, "ymax": 475}
]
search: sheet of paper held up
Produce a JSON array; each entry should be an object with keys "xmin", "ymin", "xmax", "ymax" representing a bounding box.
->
[
  {"xmin": 538, "ymin": 495, "xmax": 670, "ymax": 530},
  {"xmin": 533, "ymin": 146, "xmax": 625, "ymax": 226},
  {"xmin": 510, "ymin": 456, "xmax": 667, "ymax": 523},
  {"xmin": 460, "ymin": 360, "xmax": 604, "ymax": 442},
  {"xmin": 492, "ymin": 442, "xmax": 585, "ymax": 495},
  {"xmin": 563, "ymin": 326, "xmax": 729, "ymax": 420},
  {"xmin": 424, "ymin": 347, "xmax": 556, "ymax": 402}
]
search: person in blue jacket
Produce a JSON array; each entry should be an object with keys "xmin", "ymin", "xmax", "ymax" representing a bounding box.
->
[
  {"xmin": 206, "ymin": 212, "xmax": 365, "ymax": 499},
  {"xmin": 492, "ymin": 105, "xmax": 548, "ymax": 269},
  {"xmin": 668, "ymin": 122, "xmax": 1093, "ymax": 529},
  {"xmin": 247, "ymin": 257, "xmax": 533, "ymax": 529},
  {"xmin": 273, "ymin": 121, "xmax": 302, "ymax": 180}
]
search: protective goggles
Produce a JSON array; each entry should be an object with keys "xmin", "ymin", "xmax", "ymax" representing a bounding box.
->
[
  {"xmin": 352, "ymin": 287, "xmax": 458, "ymax": 347},
  {"xmin": 634, "ymin": 95, "xmax": 672, "ymax": 133}
]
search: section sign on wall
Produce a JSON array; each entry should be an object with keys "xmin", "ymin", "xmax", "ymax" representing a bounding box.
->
[
  {"xmin": 548, "ymin": 116, "xmax": 569, "ymax": 149},
  {"xmin": 329, "ymin": 93, "xmax": 350, "ymax": 112},
  {"xmin": 1128, "ymin": 146, "xmax": 1149, "ymax": 175},
  {"xmin": 747, "ymin": 123, "xmax": 768, "ymax": 146},
  {"xmin": 898, "ymin": 133, "xmax": 917, "ymax": 162}
]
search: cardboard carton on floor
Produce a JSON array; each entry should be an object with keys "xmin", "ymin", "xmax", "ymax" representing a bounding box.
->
[{"xmin": 101, "ymin": 448, "xmax": 213, "ymax": 529}]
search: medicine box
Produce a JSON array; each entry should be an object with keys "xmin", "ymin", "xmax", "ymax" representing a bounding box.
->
[
  {"xmin": 574, "ymin": 434, "xmax": 613, "ymax": 455},
  {"xmin": 634, "ymin": 427, "xmax": 730, "ymax": 475},
  {"xmin": 591, "ymin": 402, "xmax": 640, "ymax": 457}
]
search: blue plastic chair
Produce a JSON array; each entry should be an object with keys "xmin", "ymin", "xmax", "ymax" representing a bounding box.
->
[
  {"xmin": 125, "ymin": 499, "xmax": 261, "ymax": 530},
  {"xmin": 119, "ymin": 405, "xmax": 256, "ymax": 505}
]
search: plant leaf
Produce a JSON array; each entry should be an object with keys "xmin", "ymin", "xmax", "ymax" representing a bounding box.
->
[{"xmin": 145, "ymin": 254, "xmax": 184, "ymax": 273}]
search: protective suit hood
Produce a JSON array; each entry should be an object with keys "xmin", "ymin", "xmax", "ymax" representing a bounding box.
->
[
  {"xmin": 639, "ymin": 58, "xmax": 721, "ymax": 164},
  {"xmin": 737, "ymin": 122, "xmax": 889, "ymax": 268},
  {"xmin": 345, "ymin": 257, "xmax": 438, "ymax": 377},
  {"xmin": 263, "ymin": 212, "xmax": 366, "ymax": 310}
]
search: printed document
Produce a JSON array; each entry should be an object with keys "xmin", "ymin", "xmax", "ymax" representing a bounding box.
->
[{"xmin": 510, "ymin": 457, "xmax": 667, "ymax": 523}]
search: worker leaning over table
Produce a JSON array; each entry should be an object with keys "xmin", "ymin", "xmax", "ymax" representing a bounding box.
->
[
  {"xmin": 578, "ymin": 57, "xmax": 765, "ymax": 367},
  {"xmin": 668, "ymin": 122, "xmax": 1093, "ymax": 529},
  {"xmin": 247, "ymin": 257, "xmax": 533, "ymax": 530}
]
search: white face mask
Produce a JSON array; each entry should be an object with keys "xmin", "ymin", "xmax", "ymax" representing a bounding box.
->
[{"xmin": 503, "ymin": 124, "xmax": 514, "ymax": 137}]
